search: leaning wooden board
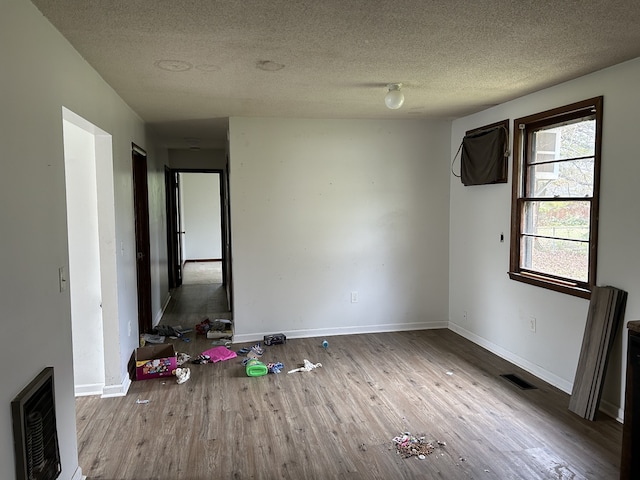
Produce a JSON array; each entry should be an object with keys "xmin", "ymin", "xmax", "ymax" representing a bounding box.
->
[{"xmin": 569, "ymin": 285, "xmax": 628, "ymax": 420}]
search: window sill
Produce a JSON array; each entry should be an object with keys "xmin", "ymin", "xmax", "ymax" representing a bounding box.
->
[{"xmin": 508, "ymin": 271, "xmax": 591, "ymax": 299}]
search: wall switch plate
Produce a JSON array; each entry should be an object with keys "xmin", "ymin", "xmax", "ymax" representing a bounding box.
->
[
  {"xmin": 529, "ymin": 316, "xmax": 536, "ymax": 333},
  {"xmin": 351, "ymin": 291, "xmax": 358, "ymax": 303}
]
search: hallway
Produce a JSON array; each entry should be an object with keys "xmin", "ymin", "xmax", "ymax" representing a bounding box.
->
[{"xmin": 159, "ymin": 261, "xmax": 232, "ymax": 329}]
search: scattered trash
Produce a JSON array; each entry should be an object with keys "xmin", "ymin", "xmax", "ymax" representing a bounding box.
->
[
  {"xmin": 359, "ymin": 443, "xmax": 367, "ymax": 452},
  {"xmin": 264, "ymin": 333, "xmax": 286, "ymax": 345},
  {"xmin": 192, "ymin": 346, "xmax": 237, "ymax": 364},
  {"xmin": 211, "ymin": 339, "xmax": 232, "ymax": 347},
  {"xmin": 175, "ymin": 367, "xmax": 191, "ymax": 384},
  {"xmin": 198, "ymin": 318, "xmax": 233, "ymax": 339},
  {"xmin": 437, "ymin": 440, "xmax": 446, "ymax": 447},
  {"xmin": 141, "ymin": 333, "xmax": 165, "ymax": 344},
  {"xmin": 135, "ymin": 399, "xmax": 150, "ymax": 404},
  {"xmin": 266, "ymin": 362, "xmax": 284, "ymax": 374},
  {"xmin": 322, "ymin": 339, "xmax": 329, "ymax": 350},
  {"xmin": 195, "ymin": 318, "xmax": 212, "ymax": 335},
  {"xmin": 446, "ymin": 371, "xmax": 454, "ymax": 376},
  {"xmin": 246, "ymin": 358, "xmax": 268, "ymax": 377},
  {"xmin": 392, "ymin": 433, "xmax": 435, "ymax": 458},
  {"xmin": 484, "ymin": 469, "xmax": 490, "ymax": 473},
  {"xmin": 288, "ymin": 359, "xmax": 322, "ymax": 373},
  {"xmin": 237, "ymin": 343, "xmax": 264, "ymax": 357},
  {"xmin": 176, "ymin": 352, "xmax": 191, "ymax": 366}
]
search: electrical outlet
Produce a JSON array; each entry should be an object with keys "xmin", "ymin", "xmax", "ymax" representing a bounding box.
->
[
  {"xmin": 529, "ymin": 316, "xmax": 536, "ymax": 333},
  {"xmin": 351, "ymin": 291, "xmax": 359, "ymax": 303},
  {"xmin": 463, "ymin": 310, "xmax": 468, "ymax": 320}
]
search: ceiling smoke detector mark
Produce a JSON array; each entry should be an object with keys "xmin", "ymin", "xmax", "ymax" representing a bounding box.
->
[
  {"xmin": 195, "ymin": 64, "xmax": 221, "ymax": 73},
  {"xmin": 184, "ymin": 137, "xmax": 201, "ymax": 150},
  {"xmin": 256, "ymin": 60, "xmax": 285, "ymax": 72},
  {"xmin": 154, "ymin": 59, "xmax": 192, "ymax": 72}
]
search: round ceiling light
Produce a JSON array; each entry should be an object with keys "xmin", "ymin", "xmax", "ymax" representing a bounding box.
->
[{"xmin": 385, "ymin": 83, "xmax": 405, "ymax": 110}]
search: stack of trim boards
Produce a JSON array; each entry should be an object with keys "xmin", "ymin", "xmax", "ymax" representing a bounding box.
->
[{"xmin": 569, "ymin": 286, "xmax": 628, "ymax": 420}]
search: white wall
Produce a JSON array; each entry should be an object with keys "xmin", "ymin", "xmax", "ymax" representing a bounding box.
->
[
  {"xmin": 0, "ymin": 0, "xmax": 166, "ymax": 478},
  {"xmin": 63, "ymin": 119, "xmax": 106, "ymax": 395},
  {"xmin": 168, "ymin": 148, "xmax": 227, "ymax": 170},
  {"xmin": 181, "ymin": 173, "xmax": 222, "ymax": 260},
  {"xmin": 229, "ymin": 117, "xmax": 451, "ymax": 341},
  {"xmin": 449, "ymin": 57, "xmax": 640, "ymax": 420}
]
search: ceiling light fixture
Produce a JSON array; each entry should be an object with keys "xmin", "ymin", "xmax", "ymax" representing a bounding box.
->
[{"xmin": 385, "ymin": 83, "xmax": 405, "ymax": 110}]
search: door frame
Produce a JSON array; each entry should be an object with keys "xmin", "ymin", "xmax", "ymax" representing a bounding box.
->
[{"xmin": 165, "ymin": 168, "xmax": 231, "ymax": 302}]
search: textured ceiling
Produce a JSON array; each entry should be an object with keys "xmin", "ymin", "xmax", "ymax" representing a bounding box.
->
[{"xmin": 31, "ymin": 0, "xmax": 640, "ymax": 149}]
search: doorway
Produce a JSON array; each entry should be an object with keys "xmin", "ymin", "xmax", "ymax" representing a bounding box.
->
[
  {"xmin": 165, "ymin": 169, "xmax": 232, "ymax": 311},
  {"xmin": 62, "ymin": 108, "xmax": 118, "ymax": 397}
]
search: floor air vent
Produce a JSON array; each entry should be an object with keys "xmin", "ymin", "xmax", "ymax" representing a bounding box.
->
[
  {"xmin": 11, "ymin": 367, "xmax": 61, "ymax": 480},
  {"xmin": 500, "ymin": 373, "xmax": 537, "ymax": 390}
]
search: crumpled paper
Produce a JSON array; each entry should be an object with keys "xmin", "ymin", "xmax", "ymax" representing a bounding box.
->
[{"xmin": 287, "ymin": 359, "xmax": 322, "ymax": 373}]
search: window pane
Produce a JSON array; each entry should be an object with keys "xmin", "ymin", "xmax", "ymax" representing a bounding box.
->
[
  {"xmin": 527, "ymin": 158, "xmax": 594, "ymax": 198},
  {"xmin": 531, "ymin": 119, "xmax": 595, "ymax": 164},
  {"xmin": 522, "ymin": 200, "xmax": 590, "ymax": 240},
  {"xmin": 521, "ymin": 236, "xmax": 588, "ymax": 283}
]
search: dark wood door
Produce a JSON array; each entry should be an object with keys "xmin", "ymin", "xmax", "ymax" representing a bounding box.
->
[
  {"xmin": 164, "ymin": 167, "xmax": 183, "ymax": 289},
  {"xmin": 132, "ymin": 145, "xmax": 152, "ymax": 334}
]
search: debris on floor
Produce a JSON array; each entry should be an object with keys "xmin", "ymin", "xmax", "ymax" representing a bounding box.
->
[
  {"xmin": 175, "ymin": 367, "xmax": 191, "ymax": 384},
  {"xmin": 266, "ymin": 362, "xmax": 284, "ymax": 374},
  {"xmin": 135, "ymin": 399, "xmax": 150, "ymax": 404},
  {"xmin": 191, "ymin": 346, "xmax": 237, "ymax": 364},
  {"xmin": 237, "ymin": 343, "xmax": 264, "ymax": 357},
  {"xmin": 288, "ymin": 359, "xmax": 322, "ymax": 373},
  {"xmin": 176, "ymin": 352, "xmax": 191, "ymax": 366},
  {"xmin": 141, "ymin": 333, "xmax": 165, "ymax": 344},
  {"xmin": 392, "ymin": 433, "xmax": 436, "ymax": 458},
  {"xmin": 264, "ymin": 333, "xmax": 286, "ymax": 345},
  {"xmin": 245, "ymin": 358, "xmax": 268, "ymax": 377},
  {"xmin": 322, "ymin": 339, "xmax": 329, "ymax": 350}
]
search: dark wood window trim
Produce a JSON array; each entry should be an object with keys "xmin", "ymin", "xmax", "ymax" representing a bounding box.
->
[{"xmin": 509, "ymin": 97, "xmax": 603, "ymax": 299}]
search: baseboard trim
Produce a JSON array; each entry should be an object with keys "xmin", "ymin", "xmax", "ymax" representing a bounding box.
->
[
  {"xmin": 600, "ymin": 398, "xmax": 624, "ymax": 423},
  {"xmin": 448, "ymin": 321, "xmax": 573, "ymax": 394},
  {"xmin": 101, "ymin": 374, "xmax": 132, "ymax": 398},
  {"xmin": 233, "ymin": 321, "xmax": 448, "ymax": 344},
  {"xmin": 74, "ymin": 383, "xmax": 105, "ymax": 397},
  {"xmin": 71, "ymin": 465, "xmax": 85, "ymax": 480},
  {"xmin": 153, "ymin": 293, "xmax": 172, "ymax": 328}
]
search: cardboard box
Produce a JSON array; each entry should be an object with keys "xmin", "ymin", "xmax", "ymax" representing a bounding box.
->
[{"xmin": 132, "ymin": 344, "xmax": 177, "ymax": 380}]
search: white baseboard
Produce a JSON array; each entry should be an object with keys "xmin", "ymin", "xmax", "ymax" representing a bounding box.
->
[
  {"xmin": 101, "ymin": 374, "xmax": 132, "ymax": 398},
  {"xmin": 448, "ymin": 321, "xmax": 573, "ymax": 393},
  {"xmin": 233, "ymin": 321, "xmax": 448, "ymax": 344},
  {"xmin": 600, "ymin": 398, "xmax": 624, "ymax": 423},
  {"xmin": 153, "ymin": 292, "xmax": 172, "ymax": 328},
  {"xmin": 74, "ymin": 383, "xmax": 105, "ymax": 397},
  {"xmin": 71, "ymin": 465, "xmax": 85, "ymax": 480}
]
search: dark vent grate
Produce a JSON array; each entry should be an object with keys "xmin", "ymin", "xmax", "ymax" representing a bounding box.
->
[
  {"xmin": 12, "ymin": 367, "xmax": 61, "ymax": 480},
  {"xmin": 500, "ymin": 373, "xmax": 537, "ymax": 390}
]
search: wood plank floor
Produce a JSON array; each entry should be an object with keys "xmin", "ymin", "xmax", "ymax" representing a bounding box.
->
[{"xmin": 76, "ymin": 330, "xmax": 622, "ymax": 479}]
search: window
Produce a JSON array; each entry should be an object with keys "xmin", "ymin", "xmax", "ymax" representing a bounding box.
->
[{"xmin": 509, "ymin": 97, "xmax": 603, "ymax": 298}]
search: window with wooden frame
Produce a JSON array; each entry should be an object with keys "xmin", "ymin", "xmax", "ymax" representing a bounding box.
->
[{"xmin": 509, "ymin": 97, "xmax": 603, "ymax": 299}]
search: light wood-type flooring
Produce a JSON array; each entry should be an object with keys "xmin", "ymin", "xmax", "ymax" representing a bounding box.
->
[{"xmin": 75, "ymin": 329, "xmax": 622, "ymax": 479}]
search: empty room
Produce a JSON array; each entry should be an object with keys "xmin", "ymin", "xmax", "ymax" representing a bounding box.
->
[{"xmin": 3, "ymin": 1, "xmax": 640, "ymax": 479}]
